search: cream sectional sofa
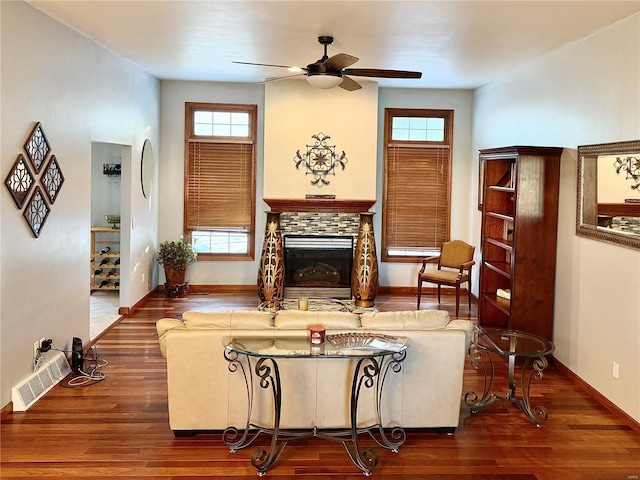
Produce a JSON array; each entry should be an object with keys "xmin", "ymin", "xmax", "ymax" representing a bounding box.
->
[{"xmin": 156, "ymin": 309, "xmax": 473, "ymax": 436}]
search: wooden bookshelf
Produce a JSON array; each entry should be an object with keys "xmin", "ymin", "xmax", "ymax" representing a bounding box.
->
[{"xmin": 478, "ymin": 146, "xmax": 562, "ymax": 341}]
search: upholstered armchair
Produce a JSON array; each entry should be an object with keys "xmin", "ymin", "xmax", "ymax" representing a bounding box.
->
[{"xmin": 417, "ymin": 240, "xmax": 475, "ymax": 318}]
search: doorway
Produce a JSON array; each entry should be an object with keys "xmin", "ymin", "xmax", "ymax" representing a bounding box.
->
[{"xmin": 90, "ymin": 142, "xmax": 127, "ymax": 339}]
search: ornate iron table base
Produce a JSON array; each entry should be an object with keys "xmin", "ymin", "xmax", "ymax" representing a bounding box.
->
[
  {"xmin": 223, "ymin": 349, "xmax": 406, "ymax": 476},
  {"xmin": 465, "ymin": 343, "xmax": 551, "ymax": 426}
]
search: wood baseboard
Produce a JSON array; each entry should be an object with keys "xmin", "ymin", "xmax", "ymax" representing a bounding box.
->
[
  {"xmin": 161, "ymin": 284, "xmax": 472, "ymax": 298},
  {"xmin": 184, "ymin": 284, "xmax": 257, "ymax": 294},
  {"xmin": 379, "ymin": 285, "xmax": 474, "ymax": 299},
  {"xmin": 1, "ymin": 401, "xmax": 13, "ymax": 417},
  {"xmin": 123, "ymin": 289, "xmax": 159, "ymax": 315},
  {"xmin": 553, "ymin": 357, "xmax": 640, "ymax": 432}
]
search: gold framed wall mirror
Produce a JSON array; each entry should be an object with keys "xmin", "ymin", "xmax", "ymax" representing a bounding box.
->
[{"xmin": 576, "ymin": 140, "xmax": 640, "ymax": 251}]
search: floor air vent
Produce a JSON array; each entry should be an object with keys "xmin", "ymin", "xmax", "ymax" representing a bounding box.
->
[{"xmin": 11, "ymin": 351, "xmax": 71, "ymax": 411}]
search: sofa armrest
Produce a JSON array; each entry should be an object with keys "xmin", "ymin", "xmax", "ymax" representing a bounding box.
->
[
  {"xmin": 444, "ymin": 319, "xmax": 474, "ymax": 351},
  {"xmin": 156, "ymin": 318, "xmax": 186, "ymax": 358}
]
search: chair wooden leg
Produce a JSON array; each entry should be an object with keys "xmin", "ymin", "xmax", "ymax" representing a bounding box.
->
[
  {"xmin": 455, "ymin": 285, "xmax": 460, "ymax": 318},
  {"xmin": 417, "ymin": 280, "xmax": 422, "ymax": 309},
  {"xmin": 437, "ymin": 285, "xmax": 441, "ymax": 304},
  {"xmin": 467, "ymin": 278, "xmax": 472, "ymax": 310}
]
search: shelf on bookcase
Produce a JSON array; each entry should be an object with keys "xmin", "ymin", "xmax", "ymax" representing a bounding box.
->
[
  {"xmin": 486, "ymin": 237, "xmax": 513, "ymax": 251},
  {"xmin": 488, "ymin": 185, "xmax": 515, "ymax": 193},
  {"xmin": 483, "ymin": 260, "xmax": 511, "ymax": 279},
  {"xmin": 483, "ymin": 293, "xmax": 511, "ymax": 315},
  {"xmin": 485, "ymin": 211, "xmax": 514, "ymax": 222}
]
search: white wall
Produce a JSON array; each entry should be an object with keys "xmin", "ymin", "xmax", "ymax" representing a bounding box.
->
[
  {"xmin": 0, "ymin": 1, "xmax": 160, "ymax": 408},
  {"xmin": 377, "ymin": 88, "xmax": 474, "ymax": 287},
  {"xmin": 472, "ymin": 13, "xmax": 640, "ymax": 422},
  {"xmin": 159, "ymin": 80, "xmax": 265, "ymax": 286},
  {"xmin": 264, "ymin": 80, "xmax": 378, "ymax": 199}
]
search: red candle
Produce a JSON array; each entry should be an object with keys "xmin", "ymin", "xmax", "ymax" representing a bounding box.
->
[{"xmin": 309, "ymin": 325, "xmax": 325, "ymax": 345}]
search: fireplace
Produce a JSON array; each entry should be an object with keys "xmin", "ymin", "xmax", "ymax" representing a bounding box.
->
[{"xmin": 284, "ymin": 235, "xmax": 353, "ymax": 299}]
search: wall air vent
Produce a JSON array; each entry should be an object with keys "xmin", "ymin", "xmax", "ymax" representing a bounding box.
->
[{"xmin": 11, "ymin": 351, "xmax": 71, "ymax": 411}]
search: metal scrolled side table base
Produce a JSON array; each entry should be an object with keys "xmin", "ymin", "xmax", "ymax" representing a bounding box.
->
[
  {"xmin": 222, "ymin": 348, "xmax": 407, "ymax": 476},
  {"xmin": 464, "ymin": 343, "xmax": 551, "ymax": 426}
]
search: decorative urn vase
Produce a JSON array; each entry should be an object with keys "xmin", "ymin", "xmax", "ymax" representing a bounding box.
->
[
  {"xmin": 257, "ymin": 212, "xmax": 285, "ymax": 304},
  {"xmin": 351, "ymin": 212, "xmax": 379, "ymax": 307}
]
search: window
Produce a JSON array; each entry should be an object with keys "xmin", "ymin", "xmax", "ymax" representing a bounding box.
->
[
  {"xmin": 184, "ymin": 102, "xmax": 257, "ymax": 260},
  {"xmin": 382, "ymin": 108, "xmax": 453, "ymax": 262}
]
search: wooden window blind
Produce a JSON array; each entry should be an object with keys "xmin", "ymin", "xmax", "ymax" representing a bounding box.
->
[
  {"xmin": 185, "ymin": 140, "xmax": 253, "ymax": 232},
  {"xmin": 382, "ymin": 109, "xmax": 453, "ymax": 262}
]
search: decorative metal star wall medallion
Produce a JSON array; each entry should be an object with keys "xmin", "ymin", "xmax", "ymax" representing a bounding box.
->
[
  {"xmin": 294, "ymin": 132, "xmax": 348, "ymax": 187},
  {"xmin": 613, "ymin": 155, "xmax": 640, "ymax": 190}
]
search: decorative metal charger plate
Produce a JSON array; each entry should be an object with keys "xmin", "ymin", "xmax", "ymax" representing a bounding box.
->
[{"xmin": 326, "ymin": 333, "xmax": 408, "ymax": 352}]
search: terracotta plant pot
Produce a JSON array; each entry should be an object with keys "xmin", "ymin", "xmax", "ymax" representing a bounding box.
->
[
  {"xmin": 165, "ymin": 267, "xmax": 186, "ymax": 286},
  {"xmin": 164, "ymin": 266, "xmax": 188, "ymax": 297}
]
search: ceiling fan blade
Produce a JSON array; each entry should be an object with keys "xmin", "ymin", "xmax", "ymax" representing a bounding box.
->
[
  {"xmin": 339, "ymin": 76, "xmax": 362, "ymax": 91},
  {"xmin": 343, "ymin": 68, "xmax": 422, "ymax": 79},
  {"xmin": 233, "ymin": 61, "xmax": 303, "ymax": 70},
  {"xmin": 324, "ymin": 53, "xmax": 359, "ymax": 70},
  {"xmin": 258, "ymin": 73, "xmax": 306, "ymax": 84}
]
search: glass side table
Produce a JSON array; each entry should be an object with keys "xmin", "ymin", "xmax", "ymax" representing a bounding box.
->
[
  {"xmin": 465, "ymin": 329, "xmax": 555, "ymax": 426},
  {"xmin": 222, "ymin": 335, "xmax": 408, "ymax": 476}
]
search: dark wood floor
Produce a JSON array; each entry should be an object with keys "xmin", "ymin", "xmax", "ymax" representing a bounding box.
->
[{"xmin": 2, "ymin": 291, "xmax": 640, "ymax": 479}]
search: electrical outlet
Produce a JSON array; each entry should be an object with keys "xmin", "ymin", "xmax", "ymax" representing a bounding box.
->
[
  {"xmin": 33, "ymin": 337, "xmax": 45, "ymax": 363},
  {"xmin": 612, "ymin": 361, "xmax": 620, "ymax": 379}
]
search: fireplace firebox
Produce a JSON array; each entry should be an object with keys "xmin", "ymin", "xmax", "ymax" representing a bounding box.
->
[{"xmin": 284, "ymin": 235, "xmax": 353, "ymax": 299}]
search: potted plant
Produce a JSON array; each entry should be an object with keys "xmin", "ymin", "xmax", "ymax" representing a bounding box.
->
[{"xmin": 157, "ymin": 237, "xmax": 197, "ymax": 296}]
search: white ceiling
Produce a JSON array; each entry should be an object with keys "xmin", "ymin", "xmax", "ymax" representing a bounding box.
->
[{"xmin": 27, "ymin": 0, "xmax": 640, "ymax": 89}]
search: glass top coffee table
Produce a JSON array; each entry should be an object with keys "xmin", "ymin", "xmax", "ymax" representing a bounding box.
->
[
  {"xmin": 464, "ymin": 329, "xmax": 555, "ymax": 426},
  {"xmin": 222, "ymin": 335, "xmax": 408, "ymax": 476}
]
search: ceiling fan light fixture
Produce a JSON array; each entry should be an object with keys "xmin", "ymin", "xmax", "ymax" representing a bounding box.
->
[{"xmin": 307, "ymin": 74, "xmax": 342, "ymax": 89}]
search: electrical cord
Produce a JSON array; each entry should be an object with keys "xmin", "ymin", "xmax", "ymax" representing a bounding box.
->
[
  {"xmin": 50, "ymin": 343, "xmax": 108, "ymax": 387},
  {"xmin": 67, "ymin": 344, "xmax": 107, "ymax": 386}
]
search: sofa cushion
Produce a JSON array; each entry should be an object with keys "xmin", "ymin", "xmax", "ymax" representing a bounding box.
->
[
  {"xmin": 274, "ymin": 310, "xmax": 361, "ymax": 329},
  {"xmin": 360, "ymin": 310, "xmax": 450, "ymax": 330},
  {"xmin": 182, "ymin": 310, "xmax": 275, "ymax": 329}
]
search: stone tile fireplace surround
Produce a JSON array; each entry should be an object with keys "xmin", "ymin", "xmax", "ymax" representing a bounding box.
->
[{"xmin": 260, "ymin": 198, "xmax": 377, "ymax": 302}]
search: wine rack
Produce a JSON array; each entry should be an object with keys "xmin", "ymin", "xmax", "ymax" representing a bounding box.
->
[{"xmin": 90, "ymin": 227, "xmax": 120, "ymax": 291}]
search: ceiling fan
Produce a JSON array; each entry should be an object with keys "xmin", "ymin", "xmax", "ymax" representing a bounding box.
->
[{"xmin": 234, "ymin": 36, "xmax": 422, "ymax": 91}]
